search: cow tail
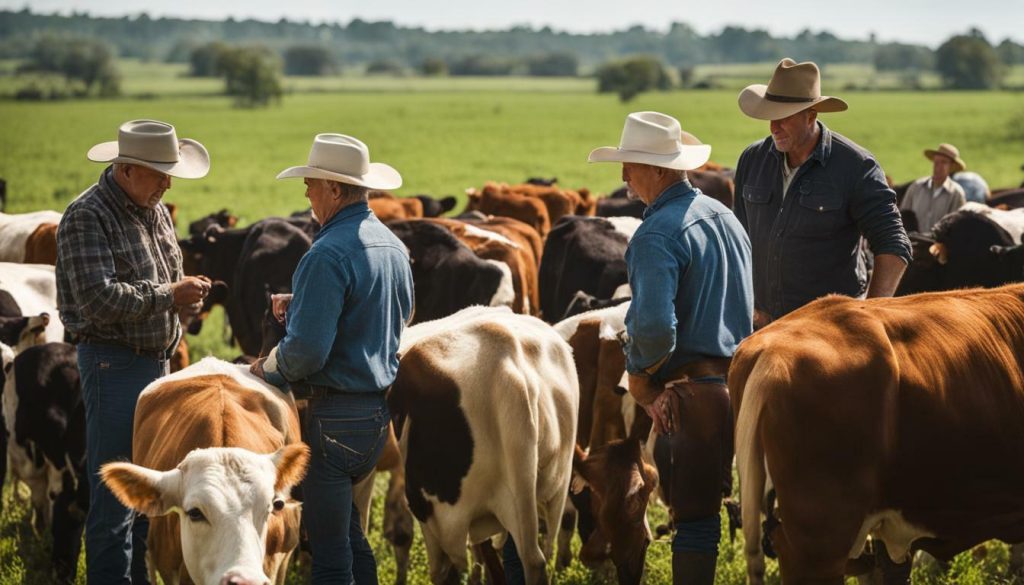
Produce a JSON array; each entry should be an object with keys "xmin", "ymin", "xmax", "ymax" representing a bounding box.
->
[{"xmin": 735, "ymin": 354, "xmax": 779, "ymax": 585}]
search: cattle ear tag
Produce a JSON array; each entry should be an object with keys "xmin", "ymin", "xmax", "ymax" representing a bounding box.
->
[{"xmin": 570, "ymin": 472, "xmax": 589, "ymax": 495}]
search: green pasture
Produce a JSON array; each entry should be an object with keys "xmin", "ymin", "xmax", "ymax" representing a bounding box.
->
[{"xmin": 1, "ymin": 77, "xmax": 1024, "ymax": 584}]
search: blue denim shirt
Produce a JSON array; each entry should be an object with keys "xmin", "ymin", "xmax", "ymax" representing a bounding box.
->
[
  {"xmin": 734, "ymin": 122, "xmax": 912, "ymax": 319},
  {"xmin": 264, "ymin": 202, "xmax": 414, "ymax": 393},
  {"xmin": 624, "ymin": 181, "xmax": 754, "ymax": 383}
]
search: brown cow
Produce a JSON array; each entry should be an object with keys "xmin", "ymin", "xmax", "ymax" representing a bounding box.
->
[
  {"xmin": 467, "ymin": 183, "xmax": 551, "ymax": 238},
  {"xmin": 101, "ymin": 358, "xmax": 308, "ymax": 585},
  {"xmin": 369, "ymin": 191, "xmax": 424, "ymax": 221},
  {"xmin": 731, "ymin": 285, "xmax": 1024, "ymax": 585},
  {"xmin": 23, "ymin": 223, "xmax": 57, "ymax": 265},
  {"xmin": 0, "ymin": 211, "xmax": 62, "ymax": 263}
]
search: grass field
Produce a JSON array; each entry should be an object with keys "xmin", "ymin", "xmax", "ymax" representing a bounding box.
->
[{"xmin": 1, "ymin": 77, "xmax": 1024, "ymax": 584}]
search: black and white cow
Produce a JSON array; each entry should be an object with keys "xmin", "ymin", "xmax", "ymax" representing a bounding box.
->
[{"xmin": 0, "ymin": 262, "xmax": 63, "ymax": 344}]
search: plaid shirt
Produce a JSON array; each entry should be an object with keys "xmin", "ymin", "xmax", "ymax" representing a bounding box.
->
[{"xmin": 56, "ymin": 167, "xmax": 182, "ymax": 353}]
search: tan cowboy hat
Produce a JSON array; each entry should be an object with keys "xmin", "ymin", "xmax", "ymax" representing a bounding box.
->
[
  {"xmin": 87, "ymin": 119, "xmax": 210, "ymax": 179},
  {"xmin": 588, "ymin": 111, "xmax": 711, "ymax": 171},
  {"xmin": 738, "ymin": 58, "xmax": 849, "ymax": 121},
  {"xmin": 277, "ymin": 134, "xmax": 402, "ymax": 190},
  {"xmin": 924, "ymin": 143, "xmax": 966, "ymax": 173}
]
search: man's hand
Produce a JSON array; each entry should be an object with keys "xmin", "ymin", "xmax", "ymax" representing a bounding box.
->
[
  {"xmin": 271, "ymin": 293, "xmax": 293, "ymax": 324},
  {"xmin": 249, "ymin": 356, "xmax": 267, "ymax": 381},
  {"xmin": 172, "ymin": 276, "xmax": 211, "ymax": 307},
  {"xmin": 644, "ymin": 391, "xmax": 675, "ymax": 435}
]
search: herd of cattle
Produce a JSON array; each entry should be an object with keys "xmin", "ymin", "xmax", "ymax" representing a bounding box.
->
[{"xmin": 2, "ymin": 166, "xmax": 1024, "ymax": 584}]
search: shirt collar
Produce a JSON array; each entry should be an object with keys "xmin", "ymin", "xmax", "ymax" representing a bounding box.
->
[
  {"xmin": 770, "ymin": 120, "xmax": 832, "ymax": 168},
  {"xmin": 645, "ymin": 179, "xmax": 695, "ymax": 217},
  {"xmin": 927, "ymin": 176, "xmax": 954, "ymax": 192},
  {"xmin": 317, "ymin": 201, "xmax": 370, "ymax": 234}
]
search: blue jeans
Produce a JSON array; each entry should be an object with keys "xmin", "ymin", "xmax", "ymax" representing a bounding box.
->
[
  {"xmin": 304, "ymin": 391, "xmax": 390, "ymax": 584},
  {"xmin": 78, "ymin": 342, "xmax": 166, "ymax": 585}
]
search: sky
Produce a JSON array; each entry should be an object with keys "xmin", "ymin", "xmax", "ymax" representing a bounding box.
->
[{"xmin": 4, "ymin": 0, "xmax": 1022, "ymax": 48}]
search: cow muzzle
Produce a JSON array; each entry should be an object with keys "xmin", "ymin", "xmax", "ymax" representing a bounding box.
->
[{"xmin": 218, "ymin": 567, "xmax": 271, "ymax": 585}]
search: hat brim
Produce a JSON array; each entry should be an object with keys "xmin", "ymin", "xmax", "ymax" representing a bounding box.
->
[
  {"xmin": 87, "ymin": 138, "xmax": 210, "ymax": 179},
  {"xmin": 738, "ymin": 84, "xmax": 848, "ymax": 121},
  {"xmin": 924, "ymin": 149, "xmax": 966, "ymax": 174},
  {"xmin": 587, "ymin": 144, "xmax": 711, "ymax": 171},
  {"xmin": 276, "ymin": 162, "xmax": 403, "ymax": 190}
]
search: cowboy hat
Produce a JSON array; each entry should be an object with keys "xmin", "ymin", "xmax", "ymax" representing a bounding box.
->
[
  {"xmin": 277, "ymin": 134, "xmax": 402, "ymax": 190},
  {"xmin": 87, "ymin": 119, "xmax": 210, "ymax": 179},
  {"xmin": 924, "ymin": 143, "xmax": 966, "ymax": 174},
  {"xmin": 738, "ymin": 58, "xmax": 849, "ymax": 121},
  {"xmin": 588, "ymin": 111, "xmax": 711, "ymax": 171}
]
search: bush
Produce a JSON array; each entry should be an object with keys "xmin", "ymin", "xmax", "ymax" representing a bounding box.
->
[
  {"xmin": 219, "ymin": 46, "xmax": 283, "ymax": 107},
  {"xmin": 448, "ymin": 55, "xmax": 519, "ymax": 76},
  {"xmin": 365, "ymin": 59, "xmax": 403, "ymax": 75},
  {"xmin": 284, "ymin": 45, "xmax": 335, "ymax": 76},
  {"xmin": 596, "ymin": 55, "xmax": 673, "ymax": 102},
  {"xmin": 16, "ymin": 35, "xmax": 120, "ymax": 97},
  {"xmin": 420, "ymin": 57, "xmax": 448, "ymax": 76},
  {"xmin": 936, "ymin": 31, "xmax": 1004, "ymax": 89},
  {"xmin": 526, "ymin": 52, "xmax": 578, "ymax": 77}
]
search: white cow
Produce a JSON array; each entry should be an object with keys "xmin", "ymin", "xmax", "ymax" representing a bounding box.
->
[
  {"xmin": 0, "ymin": 262, "xmax": 64, "ymax": 344},
  {"xmin": 390, "ymin": 306, "xmax": 579, "ymax": 585},
  {"xmin": 0, "ymin": 210, "xmax": 61, "ymax": 262}
]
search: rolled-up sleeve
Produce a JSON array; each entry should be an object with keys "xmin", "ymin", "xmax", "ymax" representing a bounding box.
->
[
  {"xmin": 623, "ymin": 233, "xmax": 683, "ymax": 376},
  {"xmin": 850, "ymin": 158, "xmax": 912, "ymax": 265},
  {"xmin": 57, "ymin": 209, "xmax": 175, "ymax": 323},
  {"xmin": 272, "ymin": 249, "xmax": 348, "ymax": 385}
]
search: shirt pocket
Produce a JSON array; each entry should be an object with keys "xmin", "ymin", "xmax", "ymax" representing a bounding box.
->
[
  {"xmin": 742, "ymin": 185, "xmax": 773, "ymax": 205},
  {"xmin": 793, "ymin": 182, "xmax": 844, "ymax": 237}
]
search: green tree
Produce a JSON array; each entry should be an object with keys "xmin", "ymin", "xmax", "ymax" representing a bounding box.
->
[
  {"xmin": 420, "ymin": 57, "xmax": 447, "ymax": 76},
  {"xmin": 936, "ymin": 31, "xmax": 1004, "ymax": 89},
  {"xmin": 218, "ymin": 46, "xmax": 283, "ymax": 107},
  {"xmin": 284, "ymin": 45, "xmax": 335, "ymax": 76},
  {"xmin": 17, "ymin": 35, "xmax": 120, "ymax": 97},
  {"xmin": 189, "ymin": 42, "xmax": 230, "ymax": 77},
  {"xmin": 596, "ymin": 55, "xmax": 672, "ymax": 102},
  {"xmin": 365, "ymin": 58, "xmax": 403, "ymax": 75},
  {"xmin": 996, "ymin": 39, "xmax": 1024, "ymax": 65},
  {"xmin": 526, "ymin": 52, "xmax": 578, "ymax": 77},
  {"xmin": 873, "ymin": 43, "xmax": 934, "ymax": 71}
]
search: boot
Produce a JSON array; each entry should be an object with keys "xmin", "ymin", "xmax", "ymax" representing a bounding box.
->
[{"xmin": 672, "ymin": 551, "xmax": 717, "ymax": 585}]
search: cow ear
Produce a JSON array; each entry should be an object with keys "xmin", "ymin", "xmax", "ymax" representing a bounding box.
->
[
  {"xmin": 440, "ymin": 196, "xmax": 457, "ymax": 213},
  {"xmin": 272, "ymin": 443, "xmax": 310, "ymax": 493},
  {"xmin": 625, "ymin": 462, "xmax": 658, "ymax": 517},
  {"xmin": 100, "ymin": 462, "xmax": 180, "ymax": 517}
]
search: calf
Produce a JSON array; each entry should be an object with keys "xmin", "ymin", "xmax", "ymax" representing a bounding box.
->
[
  {"xmin": 2, "ymin": 342, "xmax": 87, "ymax": 583},
  {"xmin": 415, "ymin": 194, "xmax": 458, "ymax": 218},
  {"xmin": 0, "ymin": 262, "xmax": 64, "ymax": 344},
  {"xmin": 101, "ymin": 358, "xmax": 309, "ymax": 585},
  {"xmin": 390, "ymin": 307, "xmax": 579, "ymax": 584}
]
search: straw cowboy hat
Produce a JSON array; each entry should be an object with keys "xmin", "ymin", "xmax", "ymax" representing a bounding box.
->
[
  {"xmin": 588, "ymin": 111, "xmax": 711, "ymax": 171},
  {"xmin": 924, "ymin": 143, "xmax": 966, "ymax": 174},
  {"xmin": 738, "ymin": 58, "xmax": 849, "ymax": 121},
  {"xmin": 87, "ymin": 119, "xmax": 210, "ymax": 179},
  {"xmin": 277, "ymin": 134, "xmax": 402, "ymax": 190}
]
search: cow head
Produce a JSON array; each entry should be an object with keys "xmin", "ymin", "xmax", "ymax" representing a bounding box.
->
[
  {"xmin": 101, "ymin": 443, "xmax": 309, "ymax": 585},
  {"xmin": 571, "ymin": 438, "xmax": 657, "ymax": 585},
  {"xmin": 0, "ymin": 313, "xmax": 49, "ymax": 353}
]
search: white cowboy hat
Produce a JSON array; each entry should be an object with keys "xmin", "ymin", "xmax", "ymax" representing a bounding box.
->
[
  {"xmin": 276, "ymin": 134, "xmax": 402, "ymax": 190},
  {"xmin": 87, "ymin": 119, "xmax": 210, "ymax": 179},
  {"xmin": 588, "ymin": 111, "xmax": 711, "ymax": 171},
  {"xmin": 738, "ymin": 58, "xmax": 848, "ymax": 121}
]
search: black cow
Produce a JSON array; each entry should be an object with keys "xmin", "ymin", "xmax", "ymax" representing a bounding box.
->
[
  {"xmin": 597, "ymin": 188, "xmax": 646, "ymax": 219},
  {"xmin": 2, "ymin": 342, "xmax": 86, "ymax": 583},
  {"xmin": 539, "ymin": 217, "xmax": 630, "ymax": 323},
  {"xmin": 989, "ymin": 189, "xmax": 1024, "ymax": 210},
  {"xmin": 187, "ymin": 208, "xmax": 238, "ymax": 236},
  {"xmin": 387, "ymin": 220, "xmax": 509, "ymax": 324},
  {"xmin": 414, "ymin": 195, "xmax": 458, "ymax": 218},
  {"xmin": 526, "ymin": 177, "xmax": 558, "ymax": 187},
  {"xmin": 897, "ymin": 208, "xmax": 1024, "ymax": 295},
  {"xmin": 561, "ymin": 290, "xmax": 631, "ymax": 321},
  {"xmin": 179, "ymin": 218, "xmax": 312, "ymax": 356}
]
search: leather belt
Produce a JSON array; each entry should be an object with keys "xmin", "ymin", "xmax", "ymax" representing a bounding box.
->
[
  {"xmin": 77, "ymin": 336, "xmax": 172, "ymax": 361},
  {"xmin": 661, "ymin": 356, "xmax": 732, "ymax": 383}
]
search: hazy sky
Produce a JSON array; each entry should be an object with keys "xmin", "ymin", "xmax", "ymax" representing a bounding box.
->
[{"xmin": 5, "ymin": 0, "xmax": 1022, "ymax": 47}]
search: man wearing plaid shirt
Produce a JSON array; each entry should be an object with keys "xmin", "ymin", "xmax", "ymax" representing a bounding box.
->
[{"xmin": 56, "ymin": 120, "xmax": 212, "ymax": 584}]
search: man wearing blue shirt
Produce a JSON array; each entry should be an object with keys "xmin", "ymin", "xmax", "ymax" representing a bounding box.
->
[
  {"xmin": 251, "ymin": 133, "xmax": 414, "ymax": 584},
  {"xmin": 589, "ymin": 111, "xmax": 754, "ymax": 584}
]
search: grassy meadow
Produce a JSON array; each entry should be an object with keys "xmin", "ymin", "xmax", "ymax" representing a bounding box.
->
[{"xmin": 1, "ymin": 70, "xmax": 1023, "ymax": 584}]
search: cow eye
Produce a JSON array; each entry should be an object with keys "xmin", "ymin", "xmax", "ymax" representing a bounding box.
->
[
  {"xmin": 186, "ymin": 508, "xmax": 206, "ymax": 522},
  {"xmin": 272, "ymin": 498, "xmax": 285, "ymax": 512}
]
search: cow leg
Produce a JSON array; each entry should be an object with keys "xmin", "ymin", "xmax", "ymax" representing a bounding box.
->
[
  {"xmin": 422, "ymin": 522, "xmax": 462, "ymax": 585},
  {"xmin": 494, "ymin": 491, "xmax": 546, "ymax": 584},
  {"xmin": 556, "ymin": 497, "xmax": 576, "ymax": 569}
]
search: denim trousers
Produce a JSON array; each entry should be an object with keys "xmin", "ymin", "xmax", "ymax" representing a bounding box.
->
[
  {"xmin": 304, "ymin": 391, "xmax": 390, "ymax": 584},
  {"xmin": 78, "ymin": 341, "xmax": 166, "ymax": 585}
]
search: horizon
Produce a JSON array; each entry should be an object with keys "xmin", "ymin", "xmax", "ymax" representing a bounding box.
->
[{"xmin": 3, "ymin": 1, "xmax": 1022, "ymax": 48}]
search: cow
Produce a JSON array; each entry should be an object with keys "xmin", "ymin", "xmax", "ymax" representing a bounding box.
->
[
  {"xmin": 1, "ymin": 342, "xmax": 87, "ymax": 583},
  {"xmin": 466, "ymin": 184, "xmax": 551, "ymax": 238},
  {"xmin": 0, "ymin": 210, "xmax": 62, "ymax": 263},
  {"xmin": 689, "ymin": 168, "xmax": 736, "ymax": 209},
  {"xmin": 897, "ymin": 204, "xmax": 1024, "ymax": 295},
  {"xmin": 989, "ymin": 189, "xmax": 1024, "ymax": 210},
  {"xmin": 0, "ymin": 262, "xmax": 64, "ymax": 344},
  {"xmin": 389, "ymin": 306, "xmax": 579, "ymax": 584},
  {"xmin": 415, "ymin": 194, "xmax": 459, "ymax": 218},
  {"xmin": 368, "ymin": 193, "xmax": 423, "ymax": 222},
  {"xmin": 538, "ymin": 216, "xmax": 638, "ymax": 322},
  {"xmin": 100, "ymin": 358, "xmax": 309, "ymax": 585},
  {"xmin": 0, "ymin": 311, "xmax": 49, "ymax": 355},
  {"xmin": 387, "ymin": 221, "xmax": 514, "ymax": 323},
  {"xmin": 730, "ymin": 284, "xmax": 1024, "ymax": 585},
  {"xmin": 424, "ymin": 217, "xmax": 539, "ymax": 315},
  {"xmin": 187, "ymin": 208, "xmax": 239, "ymax": 236}
]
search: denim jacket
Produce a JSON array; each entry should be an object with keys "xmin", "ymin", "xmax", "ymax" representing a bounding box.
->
[
  {"xmin": 264, "ymin": 202, "xmax": 414, "ymax": 393},
  {"xmin": 623, "ymin": 181, "xmax": 754, "ymax": 383},
  {"xmin": 734, "ymin": 122, "xmax": 912, "ymax": 320}
]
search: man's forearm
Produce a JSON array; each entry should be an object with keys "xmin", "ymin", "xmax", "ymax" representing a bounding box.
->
[{"xmin": 867, "ymin": 254, "xmax": 907, "ymax": 298}]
